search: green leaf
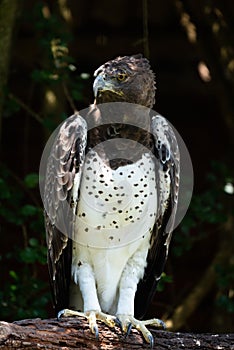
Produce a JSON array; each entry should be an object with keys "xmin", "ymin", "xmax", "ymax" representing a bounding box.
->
[
  {"xmin": 24, "ymin": 173, "xmax": 39, "ymax": 188},
  {"xmin": 19, "ymin": 246, "xmax": 37, "ymax": 263},
  {"xmin": 29, "ymin": 237, "xmax": 39, "ymax": 247},
  {"xmin": 0, "ymin": 178, "xmax": 11, "ymax": 199},
  {"xmin": 9, "ymin": 270, "xmax": 18, "ymax": 281},
  {"xmin": 31, "ymin": 69, "xmax": 59, "ymax": 83},
  {"xmin": 21, "ymin": 205, "xmax": 38, "ymax": 217},
  {"xmin": 157, "ymin": 272, "xmax": 173, "ymax": 292},
  {"xmin": 71, "ymin": 89, "xmax": 83, "ymax": 101}
]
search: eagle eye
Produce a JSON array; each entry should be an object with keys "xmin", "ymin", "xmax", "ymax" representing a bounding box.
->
[{"xmin": 116, "ymin": 71, "xmax": 127, "ymax": 82}]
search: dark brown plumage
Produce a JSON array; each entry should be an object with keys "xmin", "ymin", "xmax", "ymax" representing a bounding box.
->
[
  {"xmin": 88, "ymin": 54, "xmax": 156, "ymax": 170},
  {"xmin": 93, "ymin": 54, "xmax": 156, "ymax": 108}
]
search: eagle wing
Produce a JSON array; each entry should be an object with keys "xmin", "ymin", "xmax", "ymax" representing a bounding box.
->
[
  {"xmin": 44, "ymin": 114, "xmax": 87, "ymax": 312},
  {"xmin": 135, "ymin": 113, "xmax": 180, "ymax": 319}
]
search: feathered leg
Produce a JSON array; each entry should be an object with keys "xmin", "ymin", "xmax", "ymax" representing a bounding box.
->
[
  {"xmin": 58, "ymin": 261, "xmax": 115, "ymax": 337},
  {"xmin": 116, "ymin": 241, "xmax": 165, "ymax": 347}
]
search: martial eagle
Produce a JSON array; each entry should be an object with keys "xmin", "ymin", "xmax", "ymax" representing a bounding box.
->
[{"xmin": 43, "ymin": 54, "xmax": 180, "ymax": 346}]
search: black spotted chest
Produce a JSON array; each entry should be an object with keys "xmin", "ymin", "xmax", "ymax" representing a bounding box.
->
[{"xmin": 74, "ymin": 150, "xmax": 157, "ymax": 248}]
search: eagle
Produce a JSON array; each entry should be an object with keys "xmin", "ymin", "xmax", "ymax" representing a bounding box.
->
[{"xmin": 43, "ymin": 54, "xmax": 180, "ymax": 347}]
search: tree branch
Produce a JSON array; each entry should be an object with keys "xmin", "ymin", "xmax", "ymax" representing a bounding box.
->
[
  {"xmin": 0, "ymin": 317, "xmax": 233, "ymax": 349},
  {"xmin": 8, "ymin": 93, "xmax": 44, "ymax": 124}
]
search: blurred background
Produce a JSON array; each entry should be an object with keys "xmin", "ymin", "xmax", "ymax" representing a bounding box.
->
[{"xmin": 0, "ymin": 0, "xmax": 233, "ymax": 333}]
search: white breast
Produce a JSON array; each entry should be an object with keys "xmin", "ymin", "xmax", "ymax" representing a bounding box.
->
[
  {"xmin": 73, "ymin": 150, "xmax": 157, "ymax": 249},
  {"xmin": 71, "ymin": 150, "xmax": 157, "ymax": 313}
]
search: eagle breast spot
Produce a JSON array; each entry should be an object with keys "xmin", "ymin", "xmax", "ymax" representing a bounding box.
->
[{"xmin": 74, "ymin": 150, "xmax": 157, "ymax": 248}]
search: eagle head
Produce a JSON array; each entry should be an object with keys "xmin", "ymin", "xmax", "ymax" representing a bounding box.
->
[{"xmin": 93, "ymin": 54, "xmax": 156, "ymax": 108}]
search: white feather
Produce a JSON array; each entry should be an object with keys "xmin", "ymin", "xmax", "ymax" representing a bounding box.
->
[{"xmin": 71, "ymin": 150, "xmax": 157, "ymax": 315}]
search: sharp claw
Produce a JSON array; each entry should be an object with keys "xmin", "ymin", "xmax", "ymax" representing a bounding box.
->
[
  {"xmin": 126, "ymin": 323, "xmax": 132, "ymax": 337},
  {"xmin": 115, "ymin": 317, "xmax": 123, "ymax": 330},
  {"xmin": 57, "ymin": 310, "xmax": 158, "ymax": 347},
  {"xmin": 57, "ymin": 309, "xmax": 65, "ymax": 320},
  {"xmin": 148, "ymin": 334, "xmax": 154, "ymax": 348},
  {"xmin": 93, "ymin": 325, "xmax": 99, "ymax": 339},
  {"xmin": 159, "ymin": 319, "xmax": 166, "ymax": 330},
  {"xmin": 115, "ymin": 317, "xmax": 131, "ymax": 335}
]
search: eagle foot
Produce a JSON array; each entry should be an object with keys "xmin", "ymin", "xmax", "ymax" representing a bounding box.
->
[
  {"xmin": 116, "ymin": 314, "xmax": 166, "ymax": 348},
  {"xmin": 57, "ymin": 309, "xmax": 115, "ymax": 339}
]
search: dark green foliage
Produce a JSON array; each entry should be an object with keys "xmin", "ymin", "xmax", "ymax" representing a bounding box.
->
[
  {"xmin": 173, "ymin": 162, "xmax": 231, "ymax": 257},
  {"xmin": 28, "ymin": 3, "xmax": 85, "ymax": 127},
  {"xmin": 0, "ymin": 165, "xmax": 49, "ymax": 321},
  {"xmin": 2, "ymin": 88, "xmax": 21, "ymax": 118},
  {"xmin": 157, "ymin": 272, "xmax": 173, "ymax": 292},
  {"xmin": 171, "ymin": 162, "xmax": 234, "ymax": 315},
  {"xmin": 24, "ymin": 173, "xmax": 39, "ymax": 189},
  {"xmin": 0, "ymin": 267, "xmax": 49, "ymax": 320},
  {"xmin": 0, "ymin": 2, "xmax": 84, "ymax": 321},
  {"xmin": 215, "ymin": 264, "xmax": 234, "ymax": 313}
]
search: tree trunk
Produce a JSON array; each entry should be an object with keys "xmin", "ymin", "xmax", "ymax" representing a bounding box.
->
[
  {"xmin": 0, "ymin": 0, "xmax": 20, "ymax": 141},
  {"xmin": 0, "ymin": 317, "xmax": 233, "ymax": 349}
]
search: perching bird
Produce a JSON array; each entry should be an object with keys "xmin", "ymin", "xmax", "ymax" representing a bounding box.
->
[{"xmin": 44, "ymin": 54, "xmax": 180, "ymax": 347}]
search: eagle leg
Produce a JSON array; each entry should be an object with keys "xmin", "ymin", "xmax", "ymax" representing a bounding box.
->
[
  {"xmin": 58, "ymin": 308, "xmax": 115, "ymax": 339},
  {"xmin": 116, "ymin": 314, "xmax": 166, "ymax": 348}
]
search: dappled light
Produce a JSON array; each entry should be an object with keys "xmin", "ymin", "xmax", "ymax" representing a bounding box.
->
[
  {"xmin": 180, "ymin": 12, "xmax": 197, "ymax": 43},
  {"xmin": 198, "ymin": 61, "xmax": 212, "ymax": 83},
  {"xmin": 42, "ymin": 4, "xmax": 51, "ymax": 19},
  {"xmin": 45, "ymin": 90, "xmax": 57, "ymax": 108},
  {"xmin": 175, "ymin": 0, "xmax": 197, "ymax": 43},
  {"xmin": 58, "ymin": 0, "xmax": 73, "ymax": 24}
]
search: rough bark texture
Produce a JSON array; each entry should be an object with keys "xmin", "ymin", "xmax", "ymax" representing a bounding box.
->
[{"xmin": 0, "ymin": 317, "xmax": 233, "ymax": 350}]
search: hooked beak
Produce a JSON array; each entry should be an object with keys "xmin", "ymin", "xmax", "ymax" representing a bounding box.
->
[
  {"xmin": 93, "ymin": 74, "xmax": 124, "ymax": 99},
  {"xmin": 93, "ymin": 75, "xmax": 106, "ymax": 98}
]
